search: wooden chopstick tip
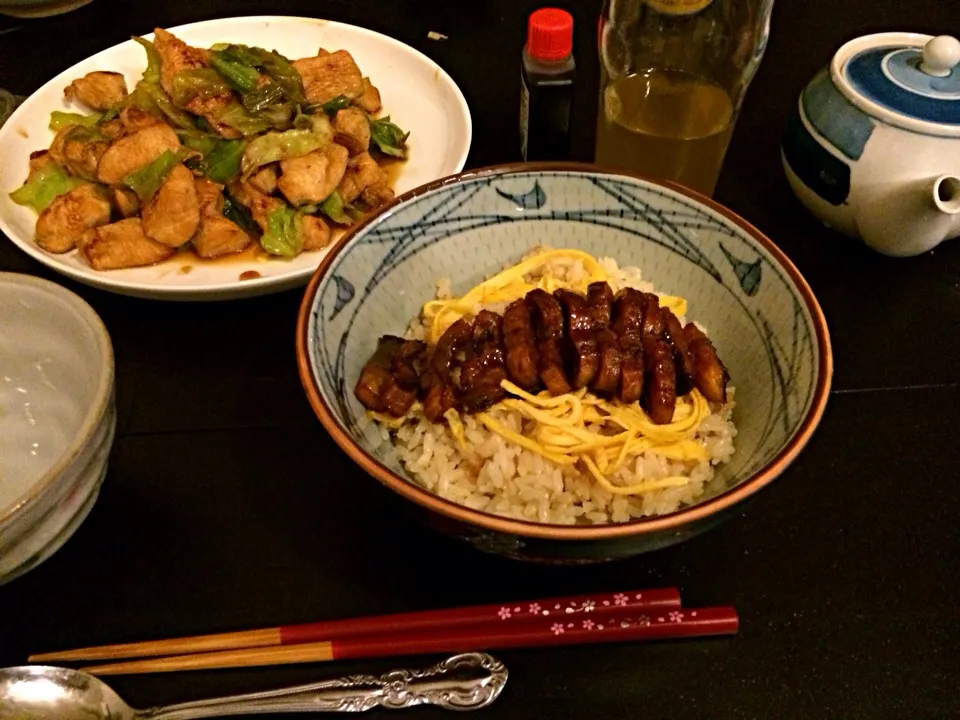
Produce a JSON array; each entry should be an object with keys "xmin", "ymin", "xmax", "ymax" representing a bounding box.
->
[{"xmin": 28, "ymin": 628, "xmax": 283, "ymax": 664}]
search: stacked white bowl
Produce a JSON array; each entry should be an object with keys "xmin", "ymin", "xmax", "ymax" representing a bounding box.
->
[{"xmin": 0, "ymin": 273, "xmax": 115, "ymax": 584}]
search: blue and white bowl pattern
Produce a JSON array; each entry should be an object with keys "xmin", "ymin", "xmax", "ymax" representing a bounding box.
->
[{"xmin": 304, "ymin": 169, "xmax": 828, "ymax": 512}]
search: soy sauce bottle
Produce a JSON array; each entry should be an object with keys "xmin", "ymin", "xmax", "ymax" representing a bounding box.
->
[{"xmin": 520, "ymin": 8, "xmax": 576, "ymax": 161}]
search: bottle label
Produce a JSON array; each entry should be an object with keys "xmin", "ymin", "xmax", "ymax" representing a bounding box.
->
[
  {"xmin": 520, "ymin": 74, "xmax": 530, "ymax": 160},
  {"xmin": 644, "ymin": 0, "xmax": 713, "ymax": 15}
]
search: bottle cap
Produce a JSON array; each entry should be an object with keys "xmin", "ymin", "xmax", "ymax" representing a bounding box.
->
[{"xmin": 526, "ymin": 8, "xmax": 574, "ymax": 63}]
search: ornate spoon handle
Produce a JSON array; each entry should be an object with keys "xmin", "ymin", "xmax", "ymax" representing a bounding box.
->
[{"xmin": 143, "ymin": 652, "xmax": 507, "ymax": 719}]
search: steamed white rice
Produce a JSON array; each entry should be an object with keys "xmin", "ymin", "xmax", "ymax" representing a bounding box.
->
[{"xmin": 374, "ymin": 248, "xmax": 737, "ymax": 525}]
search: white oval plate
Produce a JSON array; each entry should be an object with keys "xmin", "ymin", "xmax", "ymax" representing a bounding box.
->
[{"xmin": 0, "ymin": 16, "xmax": 472, "ymax": 300}]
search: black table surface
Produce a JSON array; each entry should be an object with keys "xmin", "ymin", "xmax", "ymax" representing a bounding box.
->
[{"xmin": 2, "ymin": 1, "xmax": 958, "ymax": 718}]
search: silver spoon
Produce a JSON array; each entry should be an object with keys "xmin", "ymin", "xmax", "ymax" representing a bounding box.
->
[{"xmin": 0, "ymin": 652, "xmax": 507, "ymax": 719}]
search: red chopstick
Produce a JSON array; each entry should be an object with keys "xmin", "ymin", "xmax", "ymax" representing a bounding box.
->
[
  {"xmin": 30, "ymin": 588, "xmax": 681, "ymax": 662},
  {"xmin": 81, "ymin": 605, "xmax": 738, "ymax": 675}
]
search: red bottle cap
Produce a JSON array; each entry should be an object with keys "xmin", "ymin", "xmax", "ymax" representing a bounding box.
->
[{"xmin": 526, "ymin": 8, "xmax": 574, "ymax": 63}]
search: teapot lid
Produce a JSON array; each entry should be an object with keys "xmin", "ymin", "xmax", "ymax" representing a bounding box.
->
[{"xmin": 831, "ymin": 32, "xmax": 960, "ymax": 137}]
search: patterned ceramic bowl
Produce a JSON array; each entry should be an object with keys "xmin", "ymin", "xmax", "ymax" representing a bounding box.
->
[
  {"xmin": 0, "ymin": 273, "xmax": 115, "ymax": 583},
  {"xmin": 297, "ymin": 164, "xmax": 832, "ymax": 563}
]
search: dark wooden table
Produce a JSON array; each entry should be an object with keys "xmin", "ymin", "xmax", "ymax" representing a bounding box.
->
[{"xmin": 2, "ymin": 1, "xmax": 958, "ymax": 718}]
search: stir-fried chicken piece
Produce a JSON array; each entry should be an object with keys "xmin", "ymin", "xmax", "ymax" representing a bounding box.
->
[
  {"xmin": 333, "ymin": 107, "xmax": 370, "ymax": 155},
  {"xmin": 301, "ymin": 215, "xmax": 332, "ymax": 250},
  {"xmin": 228, "ymin": 179, "xmax": 328, "ymax": 251},
  {"xmin": 337, "ymin": 171, "xmax": 361, "ymax": 204},
  {"xmin": 111, "ymin": 187, "xmax": 140, "ymax": 217},
  {"xmin": 189, "ymin": 177, "xmax": 251, "ymax": 258},
  {"xmin": 28, "ymin": 150, "xmax": 55, "ymax": 175},
  {"xmin": 193, "ymin": 217, "xmax": 251, "ymax": 258},
  {"xmin": 293, "ymin": 50, "xmax": 364, "ymax": 105},
  {"xmin": 49, "ymin": 125, "xmax": 110, "ymax": 181},
  {"xmin": 120, "ymin": 105, "xmax": 163, "ymax": 133},
  {"xmin": 35, "ymin": 185, "xmax": 111, "ymax": 253},
  {"xmin": 99, "ymin": 119, "xmax": 124, "ymax": 140},
  {"xmin": 229, "ymin": 180, "xmax": 281, "ymax": 228},
  {"xmin": 194, "ymin": 177, "xmax": 225, "ymax": 216},
  {"xmin": 64, "ymin": 71, "xmax": 128, "ymax": 111},
  {"xmin": 361, "ymin": 183, "xmax": 395, "ymax": 209},
  {"xmin": 152, "ymin": 28, "xmax": 237, "ymax": 138},
  {"xmin": 78, "ymin": 218, "xmax": 175, "ymax": 270},
  {"xmin": 96, "ymin": 123, "xmax": 180, "ymax": 184},
  {"xmin": 354, "ymin": 77, "xmax": 382, "ymax": 113},
  {"xmin": 248, "ymin": 164, "xmax": 278, "ymax": 195},
  {"xmin": 141, "ymin": 164, "xmax": 200, "ymax": 248},
  {"xmin": 337, "ymin": 151, "xmax": 387, "ymax": 204},
  {"xmin": 152, "ymin": 28, "xmax": 208, "ymax": 98},
  {"xmin": 277, "ymin": 143, "xmax": 349, "ymax": 206}
]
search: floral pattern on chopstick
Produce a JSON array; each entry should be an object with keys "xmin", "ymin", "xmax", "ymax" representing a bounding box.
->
[
  {"xmin": 498, "ymin": 592, "xmax": 653, "ymax": 620},
  {"xmin": 535, "ymin": 608, "xmax": 708, "ymax": 636}
]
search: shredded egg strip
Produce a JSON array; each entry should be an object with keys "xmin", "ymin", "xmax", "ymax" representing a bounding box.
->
[
  {"xmin": 472, "ymin": 380, "xmax": 711, "ymax": 495},
  {"xmin": 369, "ymin": 382, "xmax": 711, "ymax": 496},
  {"xmin": 421, "ymin": 248, "xmax": 687, "ymax": 345}
]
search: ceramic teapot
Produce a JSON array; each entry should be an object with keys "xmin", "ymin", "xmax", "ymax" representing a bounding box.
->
[{"xmin": 782, "ymin": 33, "xmax": 960, "ymax": 257}]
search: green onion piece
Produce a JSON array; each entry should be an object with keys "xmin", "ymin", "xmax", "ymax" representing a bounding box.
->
[
  {"xmin": 318, "ymin": 95, "xmax": 350, "ymax": 114},
  {"xmin": 242, "ymin": 81, "xmax": 285, "ymax": 114},
  {"xmin": 203, "ymin": 139, "xmax": 245, "ymax": 184},
  {"xmin": 122, "ymin": 148, "xmax": 190, "ymax": 201},
  {"xmin": 177, "ymin": 130, "xmax": 219, "ymax": 157},
  {"xmin": 209, "ymin": 52, "xmax": 262, "ymax": 93},
  {"xmin": 178, "ymin": 131, "xmax": 243, "ymax": 184},
  {"xmin": 132, "ymin": 36, "xmax": 162, "ymax": 85},
  {"xmin": 215, "ymin": 44, "xmax": 305, "ymax": 104},
  {"xmin": 49, "ymin": 111, "xmax": 103, "ymax": 131}
]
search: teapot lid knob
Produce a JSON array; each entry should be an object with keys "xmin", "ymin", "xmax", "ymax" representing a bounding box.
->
[{"xmin": 920, "ymin": 35, "xmax": 960, "ymax": 77}]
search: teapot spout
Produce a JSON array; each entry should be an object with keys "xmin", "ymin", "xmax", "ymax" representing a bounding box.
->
[
  {"xmin": 856, "ymin": 175, "xmax": 960, "ymax": 257},
  {"xmin": 933, "ymin": 175, "xmax": 960, "ymax": 216}
]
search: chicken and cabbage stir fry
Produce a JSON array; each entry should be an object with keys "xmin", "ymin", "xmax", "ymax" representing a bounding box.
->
[{"xmin": 9, "ymin": 28, "xmax": 408, "ymax": 270}]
